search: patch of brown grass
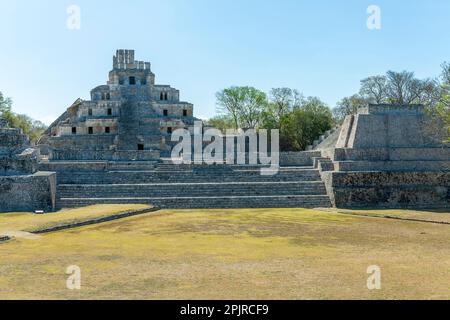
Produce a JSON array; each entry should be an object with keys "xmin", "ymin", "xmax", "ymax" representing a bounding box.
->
[
  {"xmin": 0, "ymin": 204, "xmax": 151, "ymax": 235},
  {"xmin": 0, "ymin": 207, "xmax": 449, "ymax": 300}
]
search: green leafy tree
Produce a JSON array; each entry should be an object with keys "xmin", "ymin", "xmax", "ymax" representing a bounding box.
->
[
  {"xmin": 215, "ymin": 86, "xmax": 333, "ymax": 151},
  {"xmin": 264, "ymin": 88, "xmax": 303, "ymax": 130},
  {"xmin": 0, "ymin": 91, "xmax": 13, "ymax": 120},
  {"xmin": 216, "ymin": 87, "xmax": 243, "ymax": 129},
  {"xmin": 239, "ymin": 87, "xmax": 268, "ymax": 128},
  {"xmin": 281, "ymin": 97, "xmax": 333, "ymax": 151},
  {"xmin": 216, "ymin": 86, "xmax": 267, "ymax": 129},
  {"xmin": 0, "ymin": 91, "xmax": 47, "ymax": 143}
]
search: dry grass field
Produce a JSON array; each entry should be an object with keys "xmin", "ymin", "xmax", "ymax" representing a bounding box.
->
[
  {"xmin": 0, "ymin": 206, "xmax": 449, "ymax": 300},
  {"xmin": 0, "ymin": 204, "xmax": 151, "ymax": 234}
]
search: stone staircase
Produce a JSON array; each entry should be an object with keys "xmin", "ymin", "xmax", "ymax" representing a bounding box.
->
[
  {"xmin": 40, "ymin": 161, "xmax": 332, "ymax": 209},
  {"xmin": 117, "ymin": 102, "xmax": 161, "ymax": 151}
]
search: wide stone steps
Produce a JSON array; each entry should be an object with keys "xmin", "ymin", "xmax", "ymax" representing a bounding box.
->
[
  {"xmin": 57, "ymin": 181, "xmax": 327, "ymax": 198},
  {"xmin": 54, "ymin": 169, "xmax": 322, "ymax": 184},
  {"xmin": 41, "ymin": 160, "xmax": 332, "ymax": 210},
  {"xmin": 57, "ymin": 195, "xmax": 332, "ymax": 209},
  {"xmin": 107, "ymin": 161, "xmax": 158, "ymax": 171}
]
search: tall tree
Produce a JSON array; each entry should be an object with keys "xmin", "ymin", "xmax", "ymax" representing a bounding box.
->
[
  {"xmin": 417, "ymin": 78, "xmax": 442, "ymax": 108},
  {"xmin": 216, "ymin": 87, "xmax": 243, "ymax": 129},
  {"xmin": 359, "ymin": 75, "xmax": 388, "ymax": 103},
  {"xmin": 267, "ymin": 88, "xmax": 303, "ymax": 129},
  {"xmin": 216, "ymin": 86, "xmax": 267, "ymax": 129},
  {"xmin": 358, "ymin": 71, "xmax": 442, "ymax": 106},
  {"xmin": 385, "ymin": 71, "xmax": 426, "ymax": 104},
  {"xmin": 239, "ymin": 87, "xmax": 268, "ymax": 128},
  {"xmin": 282, "ymin": 97, "xmax": 333, "ymax": 151},
  {"xmin": 269, "ymin": 88, "xmax": 296, "ymax": 120},
  {"xmin": 0, "ymin": 91, "xmax": 13, "ymax": 118},
  {"xmin": 215, "ymin": 87, "xmax": 334, "ymax": 150},
  {"xmin": 333, "ymin": 94, "xmax": 367, "ymax": 123},
  {"xmin": 441, "ymin": 62, "xmax": 450, "ymax": 85}
]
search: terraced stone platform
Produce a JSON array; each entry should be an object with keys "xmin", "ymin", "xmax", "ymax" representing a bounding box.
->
[{"xmin": 39, "ymin": 161, "xmax": 332, "ymax": 209}]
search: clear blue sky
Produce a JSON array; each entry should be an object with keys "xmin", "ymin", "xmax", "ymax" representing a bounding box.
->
[{"xmin": 1, "ymin": 0, "xmax": 449, "ymax": 124}]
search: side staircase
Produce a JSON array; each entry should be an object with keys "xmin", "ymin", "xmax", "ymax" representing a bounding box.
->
[{"xmin": 39, "ymin": 161, "xmax": 332, "ymax": 209}]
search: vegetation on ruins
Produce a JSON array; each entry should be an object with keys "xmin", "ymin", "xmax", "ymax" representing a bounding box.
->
[
  {"xmin": 212, "ymin": 87, "xmax": 334, "ymax": 151},
  {"xmin": 332, "ymin": 94, "xmax": 367, "ymax": 123},
  {"xmin": 212, "ymin": 66, "xmax": 450, "ymax": 149},
  {"xmin": 335, "ymin": 71, "xmax": 440, "ymax": 120},
  {"xmin": 331, "ymin": 63, "xmax": 450, "ymax": 142},
  {"xmin": 0, "ymin": 91, "xmax": 47, "ymax": 143}
]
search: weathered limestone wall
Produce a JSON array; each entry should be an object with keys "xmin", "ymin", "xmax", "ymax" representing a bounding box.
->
[
  {"xmin": 0, "ymin": 128, "xmax": 39, "ymax": 175},
  {"xmin": 0, "ymin": 157, "xmax": 38, "ymax": 175},
  {"xmin": 336, "ymin": 104, "xmax": 444, "ymax": 150},
  {"xmin": 39, "ymin": 161, "xmax": 109, "ymax": 172},
  {"xmin": 51, "ymin": 149, "xmax": 160, "ymax": 161},
  {"xmin": 0, "ymin": 172, "xmax": 56, "ymax": 212},
  {"xmin": 279, "ymin": 151, "xmax": 321, "ymax": 166},
  {"xmin": 321, "ymin": 171, "xmax": 450, "ymax": 209},
  {"xmin": 0, "ymin": 125, "xmax": 57, "ymax": 212},
  {"xmin": 332, "ymin": 147, "xmax": 450, "ymax": 162}
]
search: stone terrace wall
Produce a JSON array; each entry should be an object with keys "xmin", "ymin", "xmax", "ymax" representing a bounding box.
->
[
  {"xmin": 51, "ymin": 149, "xmax": 160, "ymax": 161},
  {"xmin": 321, "ymin": 171, "xmax": 450, "ymax": 209},
  {"xmin": 0, "ymin": 172, "xmax": 56, "ymax": 212},
  {"xmin": 279, "ymin": 151, "xmax": 321, "ymax": 166}
]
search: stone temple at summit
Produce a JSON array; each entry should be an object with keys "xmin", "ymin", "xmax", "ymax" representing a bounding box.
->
[{"xmin": 40, "ymin": 49, "xmax": 196, "ymax": 161}]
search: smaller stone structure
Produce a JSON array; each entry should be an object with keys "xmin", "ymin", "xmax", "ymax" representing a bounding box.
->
[
  {"xmin": 0, "ymin": 119, "xmax": 56, "ymax": 212},
  {"xmin": 316, "ymin": 104, "xmax": 450, "ymax": 208}
]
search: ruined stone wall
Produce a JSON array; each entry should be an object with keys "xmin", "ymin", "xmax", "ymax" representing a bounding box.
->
[
  {"xmin": 0, "ymin": 128, "xmax": 39, "ymax": 175},
  {"xmin": 0, "ymin": 172, "xmax": 56, "ymax": 212},
  {"xmin": 321, "ymin": 171, "xmax": 450, "ymax": 209},
  {"xmin": 0, "ymin": 126, "xmax": 57, "ymax": 212},
  {"xmin": 51, "ymin": 149, "xmax": 160, "ymax": 161},
  {"xmin": 279, "ymin": 151, "xmax": 321, "ymax": 166}
]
